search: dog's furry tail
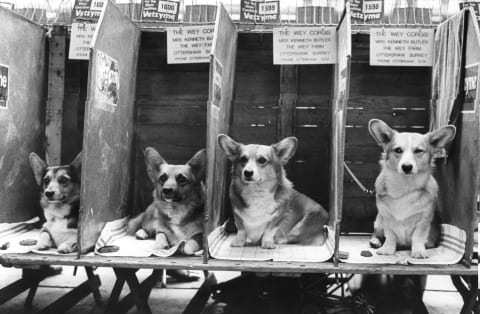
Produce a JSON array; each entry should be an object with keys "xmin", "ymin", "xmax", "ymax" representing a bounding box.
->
[{"xmin": 127, "ymin": 212, "xmax": 145, "ymax": 235}]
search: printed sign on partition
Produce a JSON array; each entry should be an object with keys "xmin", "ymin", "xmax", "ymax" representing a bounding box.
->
[
  {"xmin": 370, "ymin": 28, "xmax": 434, "ymax": 66},
  {"xmin": 273, "ymin": 27, "xmax": 337, "ymax": 65},
  {"xmin": 72, "ymin": 0, "xmax": 105, "ymax": 21},
  {"xmin": 69, "ymin": 23, "xmax": 97, "ymax": 60},
  {"xmin": 94, "ymin": 50, "xmax": 120, "ymax": 112},
  {"xmin": 350, "ymin": 0, "xmax": 383, "ymax": 22},
  {"xmin": 167, "ymin": 26, "xmax": 214, "ymax": 64},
  {"xmin": 0, "ymin": 65, "xmax": 8, "ymax": 109},
  {"xmin": 464, "ymin": 63, "xmax": 479, "ymax": 112},
  {"xmin": 459, "ymin": 2, "xmax": 480, "ymax": 20},
  {"xmin": 240, "ymin": 0, "xmax": 280, "ymax": 23},
  {"xmin": 141, "ymin": 0, "xmax": 180, "ymax": 22}
]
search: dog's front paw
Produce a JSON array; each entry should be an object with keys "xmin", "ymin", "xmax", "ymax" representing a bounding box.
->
[
  {"xmin": 261, "ymin": 239, "xmax": 276, "ymax": 249},
  {"xmin": 369, "ymin": 236, "xmax": 382, "ymax": 249},
  {"xmin": 411, "ymin": 243, "xmax": 429, "ymax": 259},
  {"xmin": 376, "ymin": 243, "xmax": 396, "ymax": 255},
  {"xmin": 230, "ymin": 235, "xmax": 246, "ymax": 247},
  {"xmin": 57, "ymin": 241, "xmax": 78, "ymax": 254},
  {"xmin": 135, "ymin": 229, "xmax": 149, "ymax": 240},
  {"xmin": 36, "ymin": 244, "xmax": 50, "ymax": 251},
  {"xmin": 182, "ymin": 240, "xmax": 201, "ymax": 255}
]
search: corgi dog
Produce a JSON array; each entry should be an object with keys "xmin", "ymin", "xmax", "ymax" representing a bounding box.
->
[
  {"xmin": 218, "ymin": 134, "xmax": 329, "ymax": 249},
  {"xmin": 368, "ymin": 119, "xmax": 456, "ymax": 258},
  {"xmin": 128, "ymin": 148, "xmax": 206, "ymax": 255},
  {"xmin": 29, "ymin": 152, "xmax": 82, "ymax": 253}
]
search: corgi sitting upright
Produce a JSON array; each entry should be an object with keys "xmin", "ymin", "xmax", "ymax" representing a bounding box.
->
[
  {"xmin": 218, "ymin": 134, "xmax": 329, "ymax": 249},
  {"xmin": 368, "ymin": 119, "xmax": 456, "ymax": 258},
  {"xmin": 29, "ymin": 152, "xmax": 82, "ymax": 254},
  {"xmin": 127, "ymin": 148, "xmax": 206, "ymax": 255}
]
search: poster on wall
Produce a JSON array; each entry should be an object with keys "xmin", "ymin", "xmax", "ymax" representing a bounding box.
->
[
  {"xmin": 141, "ymin": 0, "xmax": 180, "ymax": 22},
  {"xmin": 240, "ymin": 0, "xmax": 280, "ymax": 23},
  {"xmin": 0, "ymin": 64, "xmax": 8, "ymax": 109},
  {"xmin": 72, "ymin": 0, "xmax": 105, "ymax": 21},
  {"xmin": 94, "ymin": 50, "xmax": 120, "ymax": 112},
  {"xmin": 370, "ymin": 28, "xmax": 434, "ymax": 66},
  {"xmin": 459, "ymin": 1, "xmax": 480, "ymax": 20},
  {"xmin": 463, "ymin": 63, "xmax": 479, "ymax": 113},
  {"xmin": 350, "ymin": 0, "xmax": 383, "ymax": 22}
]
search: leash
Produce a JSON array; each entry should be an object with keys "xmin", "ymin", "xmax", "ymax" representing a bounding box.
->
[{"xmin": 343, "ymin": 162, "xmax": 375, "ymax": 196}]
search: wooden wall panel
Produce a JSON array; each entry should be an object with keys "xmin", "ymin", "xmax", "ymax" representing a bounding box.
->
[{"xmin": 0, "ymin": 8, "xmax": 46, "ymax": 222}]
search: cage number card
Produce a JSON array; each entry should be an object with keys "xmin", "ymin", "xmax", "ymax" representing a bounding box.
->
[
  {"xmin": 273, "ymin": 27, "xmax": 337, "ymax": 65},
  {"xmin": 370, "ymin": 28, "xmax": 434, "ymax": 66}
]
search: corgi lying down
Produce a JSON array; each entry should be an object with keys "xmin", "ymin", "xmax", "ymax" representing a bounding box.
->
[
  {"xmin": 128, "ymin": 148, "xmax": 206, "ymax": 255},
  {"xmin": 29, "ymin": 152, "xmax": 82, "ymax": 253},
  {"xmin": 218, "ymin": 134, "xmax": 329, "ymax": 249},
  {"xmin": 368, "ymin": 119, "xmax": 456, "ymax": 258}
]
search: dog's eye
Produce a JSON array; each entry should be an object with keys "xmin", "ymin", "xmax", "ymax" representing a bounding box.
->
[
  {"xmin": 393, "ymin": 148, "xmax": 403, "ymax": 154},
  {"xmin": 239, "ymin": 156, "xmax": 248, "ymax": 163},
  {"xmin": 159, "ymin": 174, "xmax": 168, "ymax": 183},
  {"xmin": 257, "ymin": 157, "xmax": 267, "ymax": 164},
  {"xmin": 43, "ymin": 177, "xmax": 50, "ymax": 185},
  {"xmin": 58, "ymin": 177, "xmax": 69, "ymax": 185},
  {"xmin": 177, "ymin": 175, "xmax": 188, "ymax": 185},
  {"xmin": 414, "ymin": 148, "xmax": 424, "ymax": 154}
]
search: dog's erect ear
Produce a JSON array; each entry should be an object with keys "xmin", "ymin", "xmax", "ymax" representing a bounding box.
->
[
  {"xmin": 187, "ymin": 149, "xmax": 207, "ymax": 181},
  {"xmin": 144, "ymin": 147, "xmax": 167, "ymax": 183},
  {"xmin": 369, "ymin": 119, "xmax": 396, "ymax": 148},
  {"xmin": 429, "ymin": 125, "xmax": 456, "ymax": 149},
  {"xmin": 29, "ymin": 153, "xmax": 47, "ymax": 186},
  {"xmin": 70, "ymin": 151, "xmax": 82, "ymax": 178},
  {"xmin": 217, "ymin": 134, "xmax": 241, "ymax": 159},
  {"xmin": 272, "ymin": 137, "xmax": 298, "ymax": 165}
]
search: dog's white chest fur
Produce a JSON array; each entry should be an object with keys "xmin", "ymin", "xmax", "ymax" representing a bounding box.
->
[{"xmin": 236, "ymin": 189, "xmax": 278, "ymax": 242}]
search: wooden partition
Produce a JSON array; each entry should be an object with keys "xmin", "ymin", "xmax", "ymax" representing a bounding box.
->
[
  {"xmin": 205, "ymin": 3, "xmax": 238, "ymax": 260},
  {"xmin": 79, "ymin": 0, "xmax": 141, "ymax": 253},
  {"xmin": 0, "ymin": 8, "xmax": 46, "ymax": 223},
  {"xmin": 433, "ymin": 8, "xmax": 480, "ymax": 265},
  {"xmin": 330, "ymin": 6, "xmax": 351, "ymax": 263}
]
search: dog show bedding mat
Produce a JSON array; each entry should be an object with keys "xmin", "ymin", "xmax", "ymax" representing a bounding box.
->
[
  {"xmin": 208, "ymin": 222, "xmax": 335, "ymax": 262},
  {"xmin": 338, "ymin": 224, "xmax": 466, "ymax": 265},
  {"xmin": 94, "ymin": 218, "xmax": 202, "ymax": 257}
]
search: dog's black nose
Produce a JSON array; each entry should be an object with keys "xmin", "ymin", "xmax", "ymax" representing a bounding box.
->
[
  {"xmin": 163, "ymin": 188, "xmax": 174, "ymax": 196},
  {"xmin": 243, "ymin": 170, "xmax": 254, "ymax": 178},
  {"xmin": 402, "ymin": 164, "xmax": 413, "ymax": 174},
  {"xmin": 45, "ymin": 191, "xmax": 54, "ymax": 199}
]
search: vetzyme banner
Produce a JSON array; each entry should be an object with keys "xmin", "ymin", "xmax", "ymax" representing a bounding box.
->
[
  {"xmin": 240, "ymin": 0, "xmax": 280, "ymax": 23},
  {"xmin": 141, "ymin": 0, "xmax": 180, "ymax": 22},
  {"xmin": 72, "ymin": 0, "xmax": 105, "ymax": 21},
  {"xmin": 350, "ymin": 0, "xmax": 383, "ymax": 22}
]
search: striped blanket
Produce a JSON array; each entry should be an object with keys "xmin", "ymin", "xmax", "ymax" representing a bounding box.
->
[
  {"xmin": 208, "ymin": 221, "xmax": 335, "ymax": 262},
  {"xmin": 94, "ymin": 218, "xmax": 202, "ymax": 257},
  {"xmin": 338, "ymin": 224, "xmax": 466, "ymax": 265}
]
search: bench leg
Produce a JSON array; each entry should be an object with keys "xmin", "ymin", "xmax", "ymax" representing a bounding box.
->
[
  {"xmin": 106, "ymin": 268, "xmax": 158, "ymax": 314},
  {"xmin": 36, "ymin": 267, "xmax": 101, "ymax": 314},
  {"xmin": 183, "ymin": 272, "xmax": 217, "ymax": 314},
  {"xmin": 452, "ymin": 275, "xmax": 479, "ymax": 314}
]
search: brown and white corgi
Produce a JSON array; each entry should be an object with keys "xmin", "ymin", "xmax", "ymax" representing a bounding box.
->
[
  {"xmin": 29, "ymin": 152, "xmax": 82, "ymax": 253},
  {"xmin": 368, "ymin": 119, "xmax": 456, "ymax": 258},
  {"xmin": 217, "ymin": 134, "xmax": 329, "ymax": 249},
  {"xmin": 127, "ymin": 148, "xmax": 206, "ymax": 255}
]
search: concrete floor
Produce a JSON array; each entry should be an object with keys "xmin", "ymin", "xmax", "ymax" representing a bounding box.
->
[{"xmin": 0, "ymin": 265, "xmax": 464, "ymax": 313}]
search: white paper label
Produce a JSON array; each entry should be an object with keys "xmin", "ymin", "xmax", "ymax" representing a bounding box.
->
[
  {"xmin": 273, "ymin": 27, "xmax": 337, "ymax": 65},
  {"xmin": 167, "ymin": 26, "xmax": 214, "ymax": 64},
  {"xmin": 370, "ymin": 28, "xmax": 434, "ymax": 66},
  {"xmin": 69, "ymin": 23, "xmax": 97, "ymax": 60}
]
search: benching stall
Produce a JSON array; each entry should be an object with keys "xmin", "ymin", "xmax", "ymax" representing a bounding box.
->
[
  {"xmin": 337, "ymin": 7, "xmax": 479, "ymax": 313},
  {"xmin": 0, "ymin": 7, "xmax": 101, "ymax": 313},
  {"xmin": 205, "ymin": 6, "xmax": 351, "ymax": 265}
]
